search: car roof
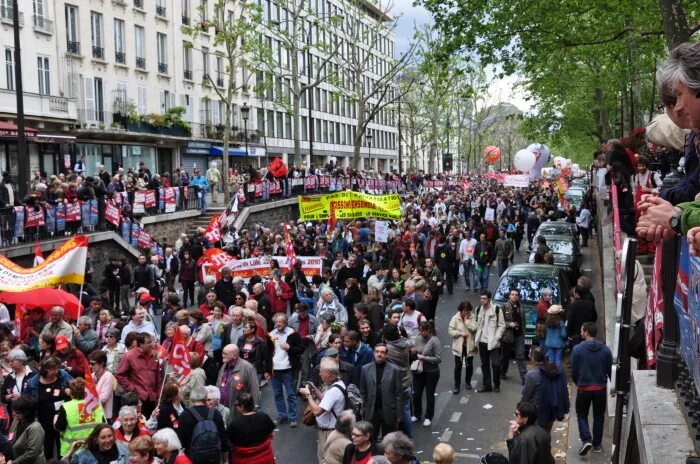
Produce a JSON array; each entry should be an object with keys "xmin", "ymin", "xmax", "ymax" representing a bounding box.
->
[
  {"xmin": 504, "ymin": 263, "xmax": 562, "ymax": 278},
  {"xmin": 541, "ymin": 234, "xmax": 577, "ymax": 244}
]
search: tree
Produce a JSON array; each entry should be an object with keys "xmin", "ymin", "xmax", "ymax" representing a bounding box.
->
[
  {"xmin": 336, "ymin": 0, "xmax": 416, "ymax": 170},
  {"xmin": 254, "ymin": 0, "xmax": 343, "ymax": 167},
  {"xmin": 397, "ymin": 71, "xmax": 431, "ymax": 172},
  {"xmin": 182, "ymin": 0, "xmax": 268, "ymax": 204}
]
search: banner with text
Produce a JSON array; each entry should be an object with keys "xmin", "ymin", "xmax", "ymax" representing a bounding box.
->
[
  {"xmin": 198, "ymin": 251, "xmax": 323, "ymax": 282},
  {"xmin": 0, "ymin": 235, "xmax": 87, "ymax": 291},
  {"xmin": 503, "ymin": 174, "xmax": 530, "ymax": 188},
  {"xmin": 298, "ymin": 191, "xmax": 401, "ymax": 221}
]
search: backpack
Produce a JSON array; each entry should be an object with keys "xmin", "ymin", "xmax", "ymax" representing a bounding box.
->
[
  {"xmin": 188, "ymin": 408, "xmax": 221, "ymax": 464},
  {"xmin": 332, "ymin": 383, "xmax": 364, "ymax": 420}
]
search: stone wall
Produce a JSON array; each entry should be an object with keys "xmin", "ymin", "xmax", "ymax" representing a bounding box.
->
[
  {"xmin": 241, "ymin": 203, "xmax": 299, "ymax": 230},
  {"xmin": 140, "ymin": 210, "xmax": 203, "ymax": 246}
]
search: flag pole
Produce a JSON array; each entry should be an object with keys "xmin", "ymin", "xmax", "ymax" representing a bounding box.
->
[{"xmin": 76, "ymin": 282, "xmax": 84, "ymax": 320}]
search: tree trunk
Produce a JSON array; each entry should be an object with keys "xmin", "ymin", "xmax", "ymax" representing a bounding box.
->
[
  {"xmin": 291, "ymin": 59, "xmax": 301, "ymax": 167},
  {"xmin": 222, "ymin": 92, "xmax": 232, "ymax": 205},
  {"xmin": 658, "ymin": 0, "xmax": 691, "ymax": 50},
  {"xmin": 353, "ymin": 98, "xmax": 366, "ymax": 169}
]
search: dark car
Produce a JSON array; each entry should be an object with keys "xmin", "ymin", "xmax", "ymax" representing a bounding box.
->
[
  {"xmin": 528, "ymin": 234, "xmax": 582, "ymax": 283},
  {"xmin": 533, "ymin": 221, "xmax": 578, "ymax": 244},
  {"xmin": 492, "ymin": 264, "xmax": 571, "ymax": 344}
]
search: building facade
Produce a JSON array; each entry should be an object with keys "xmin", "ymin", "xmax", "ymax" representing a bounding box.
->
[{"xmin": 0, "ymin": 0, "xmax": 398, "ymax": 184}]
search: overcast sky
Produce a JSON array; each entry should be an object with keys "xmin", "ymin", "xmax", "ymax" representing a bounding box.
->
[{"xmin": 392, "ymin": 0, "xmax": 534, "ymax": 112}]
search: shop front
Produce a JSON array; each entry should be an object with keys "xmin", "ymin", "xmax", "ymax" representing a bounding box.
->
[
  {"xmin": 0, "ymin": 122, "xmax": 38, "ymax": 181},
  {"xmin": 180, "ymin": 141, "xmax": 213, "ymax": 174}
]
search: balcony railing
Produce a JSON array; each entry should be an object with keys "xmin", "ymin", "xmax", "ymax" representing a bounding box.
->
[
  {"xmin": 182, "ymin": 15, "xmax": 190, "ymax": 25},
  {"xmin": 134, "ymin": 0, "xmax": 144, "ymax": 9},
  {"xmin": 32, "ymin": 15, "xmax": 53, "ymax": 34},
  {"xmin": 67, "ymin": 41, "xmax": 80, "ymax": 54},
  {"xmin": 216, "ymin": 77, "xmax": 224, "ymax": 87},
  {"xmin": 136, "ymin": 57, "xmax": 146, "ymax": 69},
  {"xmin": 156, "ymin": 5, "xmax": 166, "ymax": 17},
  {"xmin": 115, "ymin": 51, "xmax": 126, "ymax": 64},
  {"xmin": 202, "ymin": 73, "xmax": 210, "ymax": 84},
  {"xmin": 49, "ymin": 97, "xmax": 69, "ymax": 113},
  {"xmin": 183, "ymin": 70, "xmax": 193, "ymax": 80},
  {"xmin": 0, "ymin": 8, "xmax": 24, "ymax": 27},
  {"xmin": 92, "ymin": 46, "xmax": 104, "ymax": 60},
  {"xmin": 158, "ymin": 63, "xmax": 168, "ymax": 74}
]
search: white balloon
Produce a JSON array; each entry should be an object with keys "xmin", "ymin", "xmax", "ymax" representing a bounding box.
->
[
  {"xmin": 514, "ymin": 149, "xmax": 537, "ymax": 172},
  {"xmin": 562, "ymin": 158, "xmax": 572, "ymax": 169},
  {"xmin": 572, "ymin": 163, "xmax": 580, "ymax": 171}
]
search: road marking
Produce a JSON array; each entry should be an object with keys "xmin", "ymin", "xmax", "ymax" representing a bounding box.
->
[
  {"xmin": 460, "ymin": 396, "xmax": 469, "ymax": 404},
  {"xmin": 450, "ymin": 412, "xmax": 462, "ymax": 422},
  {"xmin": 455, "ymin": 452, "xmax": 482, "ymax": 458},
  {"xmin": 439, "ymin": 429, "xmax": 453, "ymax": 442}
]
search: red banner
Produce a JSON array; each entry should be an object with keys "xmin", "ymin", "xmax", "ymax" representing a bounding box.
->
[
  {"xmin": 204, "ymin": 215, "xmax": 221, "ymax": 243},
  {"xmin": 164, "ymin": 187, "xmax": 176, "ymax": 213},
  {"xmin": 65, "ymin": 202, "xmax": 81, "ymax": 222},
  {"xmin": 144, "ymin": 190, "xmax": 156, "ymax": 208},
  {"xmin": 137, "ymin": 230, "xmax": 153, "ymax": 250},
  {"xmin": 25, "ymin": 207, "xmax": 45, "ymax": 227},
  {"xmin": 305, "ymin": 176, "xmax": 317, "ymax": 190},
  {"xmin": 104, "ymin": 200, "xmax": 121, "ymax": 227}
]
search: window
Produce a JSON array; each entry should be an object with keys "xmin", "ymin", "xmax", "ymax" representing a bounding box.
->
[
  {"xmin": 276, "ymin": 112, "xmax": 283, "ymax": 138},
  {"xmin": 160, "ymin": 90, "xmax": 172, "ymax": 111},
  {"xmin": 90, "ymin": 12, "xmax": 103, "ymax": 59},
  {"xmin": 301, "ymin": 115, "xmax": 307, "ymax": 141},
  {"xmin": 37, "ymin": 56, "xmax": 50, "ymax": 95},
  {"xmin": 4, "ymin": 48, "xmax": 13, "ymax": 91},
  {"xmin": 256, "ymin": 109, "xmax": 263, "ymax": 134},
  {"xmin": 183, "ymin": 44, "xmax": 192, "ymax": 79},
  {"xmin": 65, "ymin": 5, "xmax": 79, "ymax": 52},
  {"xmin": 115, "ymin": 81, "xmax": 128, "ymax": 113},
  {"xmin": 200, "ymin": 98, "xmax": 211, "ymax": 124},
  {"xmin": 202, "ymin": 47, "xmax": 209, "ymax": 79},
  {"xmin": 157, "ymin": 33, "xmax": 167, "ymax": 73},
  {"xmin": 134, "ymin": 26, "xmax": 145, "ymax": 67},
  {"xmin": 199, "ymin": 0, "xmax": 208, "ymax": 21},
  {"xmin": 285, "ymin": 113, "xmax": 292, "ymax": 139},
  {"xmin": 215, "ymin": 56, "xmax": 223, "ymax": 86},
  {"xmin": 212, "ymin": 100, "xmax": 220, "ymax": 125},
  {"xmin": 266, "ymin": 110, "xmax": 274, "ymax": 137},
  {"xmin": 182, "ymin": 0, "xmax": 190, "ymax": 21},
  {"xmin": 137, "ymin": 86, "xmax": 147, "ymax": 115},
  {"xmin": 94, "ymin": 77, "xmax": 104, "ymax": 122},
  {"xmin": 114, "ymin": 19, "xmax": 125, "ymax": 62}
]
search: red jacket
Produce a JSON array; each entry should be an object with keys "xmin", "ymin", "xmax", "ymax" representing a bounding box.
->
[
  {"xmin": 264, "ymin": 280, "xmax": 292, "ymax": 314},
  {"xmin": 231, "ymin": 436, "xmax": 275, "ymax": 464}
]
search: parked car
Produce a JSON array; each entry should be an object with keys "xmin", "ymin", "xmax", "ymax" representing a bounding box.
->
[
  {"xmin": 564, "ymin": 187, "xmax": 585, "ymax": 209},
  {"xmin": 533, "ymin": 221, "xmax": 578, "ymax": 244},
  {"xmin": 528, "ymin": 234, "xmax": 582, "ymax": 283},
  {"xmin": 571, "ymin": 178, "xmax": 590, "ymax": 190},
  {"xmin": 492, "ymin": 264, "xmax": 572, "ymax": 344}
]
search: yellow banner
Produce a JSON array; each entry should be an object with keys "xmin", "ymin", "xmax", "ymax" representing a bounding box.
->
[{"xmin": 298, "ymin": 191, "xmax": 401, "ymax": 221}]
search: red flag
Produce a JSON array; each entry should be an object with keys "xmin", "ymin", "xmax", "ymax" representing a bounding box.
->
[
  {"xmin": 284, "ymin": 224, "xmax": 296, "ymax": 269},
  {"xmin": 327, "ymin": 201, "xmax": 336, "ymax": 236},
  {"xmin": 169, "ymin": 327, "xmax": 192, "ymax": 384},
  {"xmin": 33, "ymin": 241, "xmax": 44, "ymax": 267},
  {"xmin": 81, "ymin": 357, "xmax": 101, "ymax": 416},
  {"xmin": 204, "ymin": 214, "xmax": 222, "ymax": 243}
]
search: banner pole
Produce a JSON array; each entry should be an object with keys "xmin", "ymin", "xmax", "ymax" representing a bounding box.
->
[{"xmin": 76, "ymin": 282, "xmax": 84, "ymax": 320}]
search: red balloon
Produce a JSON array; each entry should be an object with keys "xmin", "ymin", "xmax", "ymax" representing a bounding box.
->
[{"xmin": 483, "ymin": 146, "xmax": 501, "ymax": 164}]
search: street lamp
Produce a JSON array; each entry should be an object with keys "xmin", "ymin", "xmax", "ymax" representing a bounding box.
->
[
  {"xmin": 366, "ymin": 133, "xmax": 374, "ymax": 171},
  {"xmin": 240, "ymin": 103, "xmax": 251, "ymax": 167}
]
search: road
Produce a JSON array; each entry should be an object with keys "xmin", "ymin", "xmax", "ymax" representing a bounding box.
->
[{"xmin": 257, "ymin": 233, "xmax": 614, "ymax": 463}]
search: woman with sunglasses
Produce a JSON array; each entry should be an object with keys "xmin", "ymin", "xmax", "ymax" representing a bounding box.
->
[{"xmin": 342, "ymin": 421, "xmax": 381, "ymax": 464}]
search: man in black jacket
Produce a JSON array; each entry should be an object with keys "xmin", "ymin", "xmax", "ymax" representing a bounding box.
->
[
  {"xmin": 566, "ymin": 286, "xmax": 597, "ymax": 349},
  {"xmin": 434, "ymin": 237, "xmax": 457, "ymax": 295},
  {"xmin": 214, "ymin": 267, "xmax": 236, "ymax": 308},
  {"xmin": 132, "ymin": 254, "xmax": 155, "ymax": 297},
  {"xmin": 176, "ymin": 386, "xmax": 229, "ymax": 456},
  {"xmin": 506, "ymin": 401, "xmax": 554, "ymax": 464},
  {"xmin": 473, "ymin": 233, "xmax": 494, "ymax": 293}
]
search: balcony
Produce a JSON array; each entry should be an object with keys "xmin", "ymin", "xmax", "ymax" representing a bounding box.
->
[
  {"xmin": 158, "ymin": 63, "xmax": 168, "ymax": 74},
  {"xmin": 67, "ymin": 41, "xmax": 80, "ymax": 54},
  {"xmin": 112, "ymin": 0, "xmax": 127, "ymax": 5},
  {"xmin": 32, "ymin": 15, "xmax": 53, "ymax": 34},
  {"xmin": 135, "ymin": 57, "xmax": 146, "ymax": 69},
  {"xmin": 92, "ymin": 46, "xmax": 104, "ymax": 60},
  {"xmin": 202, "ymin": 73, "xmax": 210, "ymax": 85},
  {"xmin": 182, "ymin": 15, "xmax": 190, "ymax": 25},
  {"xmin": 0, "ymin": 88, "xmax": 77, "ymax": 120},
  {"xmin": 0, "ymin": 8, "xmax": 23, "ymax": 27},
  {"xmin": 216, "ymin": 77, "xmax": 224, "ymax": 87},
  {"xmin": 183, "ymin": 70, "xmax": 193, "ymax": 80},
  {"xmin": 115, "ymin": 51, "xmax": 126, "ymax": 64},
  {"xmin": 133, "ymin": 0, "xmax": 144, "ymax": 9},
  {"xmin": 156, "ymin": 5, "xmax": 166, "ymax": 17}
]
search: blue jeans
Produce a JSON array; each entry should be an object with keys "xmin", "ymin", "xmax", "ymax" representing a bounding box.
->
[
  {"xmin": 399, "ymin": 386, "xmax": 413, "ymax": 437},
  {"xmin": 497, "ymin": 259, "xmax": 509, "ymax": 277},
  {"xmin": 546, "ymin": 347, "xmax": 563, "ymax": 367},
  {"xmin": 463, "ymin": 261, "xmax": 478, "ymax": 289},
  {"xmin": 477, "ymin": 264, "xmax": 490, "ymax": 292},
  {"xmin": 271, "ymin": 369, "xmax": 298, "ymax": 421},
  {"xmin": 576, "ymin": 389, "xmax": 606, "ymax": 446},
  {"xmin": 198, "ymin": 191, "xmax": 207, "ymax": 211}
]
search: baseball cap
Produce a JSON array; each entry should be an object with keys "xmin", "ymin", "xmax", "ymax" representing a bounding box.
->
[
  {"xmin": 55, "ymin": 335, "xmax": 70, "ymax": 351},
  {"xmin": 139, "ymin": 293, "xmax": 156, "ymax": 302}
]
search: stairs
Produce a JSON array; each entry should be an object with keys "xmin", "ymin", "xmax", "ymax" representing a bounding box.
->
[{"xmin": 186, "ymin": 207, "xmax": 227, "ymax": 237}]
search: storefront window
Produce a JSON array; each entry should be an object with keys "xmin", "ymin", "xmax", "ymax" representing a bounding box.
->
[
  {"xmin": 0, "ymin": 143, "xmax": 18, "ymax": 179},
  {"xmin": 122, "ymin": 145, "xmax": 156, "ymax": 174}
]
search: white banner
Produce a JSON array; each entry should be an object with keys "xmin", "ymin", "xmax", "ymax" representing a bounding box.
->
[
  {"xmin": 198, "ymin": 251, "xmax": 323, "ymax": 282},
  {"xmin": 503, "ymin": 174, "xmax": 530, "ymax": 188},
  {"xmin": 0, "ymin": 236, "xmax": 87, "ymax": 292},
  {"xmin": 484, "ymin": 208, "xmax": 495, "ymax": 222}
]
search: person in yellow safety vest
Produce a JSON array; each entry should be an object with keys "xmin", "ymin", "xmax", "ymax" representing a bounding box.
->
[{"xmin": 54, "ymin": 377, "xmax": 105, "ymax": 457}]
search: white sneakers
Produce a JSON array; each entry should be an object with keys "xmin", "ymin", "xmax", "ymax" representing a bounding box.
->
[
  {"xmin": 423, "ymin": 418, "xmax": 431, "ymax": 427},
  {"xmin": 411, "ymin": 416, "xmax": 418, "ymax": 423}
]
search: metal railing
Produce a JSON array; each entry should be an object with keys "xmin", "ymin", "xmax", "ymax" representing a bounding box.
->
[
  {"xmin": 0, "ymin": 187, "xmax": 200, "ymax": 247},
  {"xmin": 92, "ymin": 46, "xmax": 104, "ymax": 60},
  {"xmin": 158, "ymin": 62, "xmax": 168, "ymax": 74},
  {"xmin": 182, "ymin": 15, "xmax": 190, "ymax": 25},
  {"xmin": 115, "ymin": 51, "xmax": 126, "ymax": 64},
  {"xmin": 183, "ymin": 70, "xmax": 193, "ymax": 80},
  {"xmin": 67, "ymin": 41, "xmax": 80, "ymax": 54},
  {"xmin": 32, "ymin": 14, "xmax": 53, "ymax": 34},
  {"xmin": 134, "ymin": 0, "xmax": 144, "ymax": 9},
  {"xmin": 136, "ymin": 57, "xmax": 146, "ymax": 69},
  {"xmin": 156, "ymin": 5, "xmax": 166, "ymax": 17},
  {"xmin": 216, "ymin": 77, "xmax": 224, "ymax": 87}
]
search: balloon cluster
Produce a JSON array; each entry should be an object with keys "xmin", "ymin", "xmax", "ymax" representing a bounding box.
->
[{"xmin": 513, "ymin": 143, "xmax": 551, "ymax": 178}]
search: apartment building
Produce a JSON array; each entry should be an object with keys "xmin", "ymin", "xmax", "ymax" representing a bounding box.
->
[{"xmin": 0, "ymin": 0, "xmax": 398, "ymax": 180}]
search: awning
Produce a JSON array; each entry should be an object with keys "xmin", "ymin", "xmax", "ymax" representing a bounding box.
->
[
  {"xmin": 34, "ymin": 133, "xmax": 76, "ymax": 144},
  {"xmin": 0, "ymin": 121, "xmax": 38, "ymax": 138},
  {"xmin": 210, "ymin": 146, "xmax": 247, "ymax": 157}
]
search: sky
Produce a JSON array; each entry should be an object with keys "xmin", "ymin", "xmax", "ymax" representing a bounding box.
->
[{"xmin": 391, "ymin": 0, "xmax": 534, "ymax": 113}]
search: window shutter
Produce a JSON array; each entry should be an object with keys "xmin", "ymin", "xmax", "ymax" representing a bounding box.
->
[{"xmin": 84, "ymin": 76, "xmax": 95, "ymax": 122}]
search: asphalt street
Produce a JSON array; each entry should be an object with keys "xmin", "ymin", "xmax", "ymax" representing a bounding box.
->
[{"xmin": 266, "ymin": 243, "xmax": 566, "ymax": 463}]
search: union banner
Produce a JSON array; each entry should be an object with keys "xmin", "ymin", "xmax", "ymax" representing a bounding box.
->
[
  {"xmin": 0, "ymin": 235, "xmax": 88, "ymax": 291},
  {"xmin": 298, "ymin": 191, "xmax": 401, "ymax": 221}
]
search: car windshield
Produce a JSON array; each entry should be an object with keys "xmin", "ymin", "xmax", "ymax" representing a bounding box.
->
[
  {"xmin": 547, "ymin": 240, "xmax": 575, "ymax": 255},
  {"xmin": 494, "ymin": 275, "xmax": 560, "ymax": 303}
]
